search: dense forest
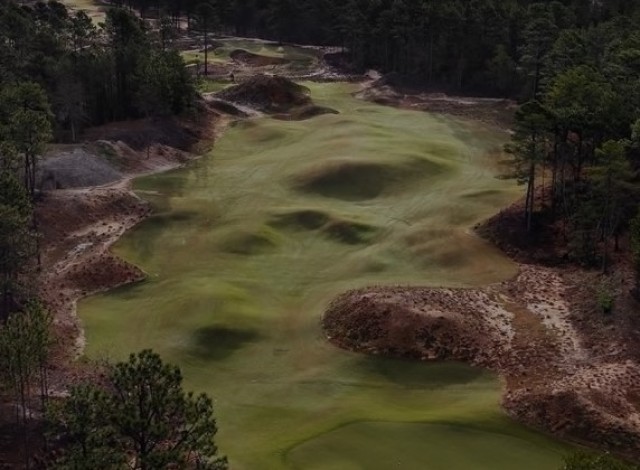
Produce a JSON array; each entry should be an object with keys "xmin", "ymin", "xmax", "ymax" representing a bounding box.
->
[
  {"xmin": 0, "ymin": 0, "xmax": 195, "ymax": 141},
  {"xmin": 121, "ymin": 0, "xmax": 640, "ymax": 95},
  {"xmin": 0, "ymin": 0, "xmax": 196, "ymax": 315}
]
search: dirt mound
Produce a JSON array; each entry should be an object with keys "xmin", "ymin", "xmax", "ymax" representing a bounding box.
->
[
  {"xmin": 291, "ymin": 158, "xmax": 440, "ymax": 201},
  {"xmin": 81, "ymin": 116, "xmax": 206, "ymax": 152},
  {"xmin": 216, "ymin": 74, "xmax": 311, "ymax": 113},
  {"xmin": 506, "ymin": 388, "xmax": 640, "ymax": 458},
  {"xmin": 36, "ymin": 185, "xmax": 151, "ymax": 370},
  {"xmin": 39, "ymin": 148, "xmax": 122, "ymax": 190},
  {"xmin": 269, "ymin": 209, "xmax": 378, "ymax": 245},
  {"xmin": 230, "ymin": 49, "xmax": 289, "ymax": 67},
  {"xmin": 324, "ymin": 288, "xmax": 504, "ymax": 364},
  {"xmin": 323, "ymin": 263, "xmax": 640, "ymax": 460}
]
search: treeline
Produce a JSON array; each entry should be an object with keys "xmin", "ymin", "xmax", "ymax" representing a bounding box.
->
[
  {"xmin": 119, "ymin": 0, "xmax": 640, "ymax": 95},
  {"xmin": 504, "ymin": 9, "xmax": 640, "ymax": 275},
  {"xmin": 0, "ymin": 0, "xmax": 196, "ymax": 142}
]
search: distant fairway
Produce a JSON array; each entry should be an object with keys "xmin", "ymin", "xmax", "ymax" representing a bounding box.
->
[
  {"xmin": 79, "ymin": 82, "xmax": 568, "ymax": 469},
  {"xmin": 60, "ymin": 0, "xmax": 105, "ymax": 21}
]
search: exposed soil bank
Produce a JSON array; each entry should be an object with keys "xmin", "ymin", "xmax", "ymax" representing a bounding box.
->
[
  {"xmin": 36, "ymin": 112, "xmax": 223, "ymax": 379},
  {"xmin": 355, "ymin": 75, "xmax": 517, "ymax": 128},
  {"xmin": 324, "ymin": 201, "xmax": 640, "ymax": 460}
]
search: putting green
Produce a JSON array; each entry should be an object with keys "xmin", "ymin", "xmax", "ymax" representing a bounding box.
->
[{"xmin": 79, "ymin": 82, "xmax": 568, "ymax": 469}]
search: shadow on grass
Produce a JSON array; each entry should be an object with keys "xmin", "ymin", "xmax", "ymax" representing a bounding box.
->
[
  {"xmin": 188, "ymin": 325, "xmax": 263, "ymax": 361},
  {"xmin": 356, "ymin": 356, "xmax": 487, "ymax": 389}
]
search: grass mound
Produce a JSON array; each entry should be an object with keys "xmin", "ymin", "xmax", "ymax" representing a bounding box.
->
[
  {"xmin": 272, "ymin": 104, "xmax": 339, "ymax": 121},
  {"xmin": 230, "ymin": 49, "xmax": 289, "ymax": 66},
  {"xmin": 219, "ymin": 227, "xmax": 280, "ymax": 255},
  {"xmin": 269, "ymin": 209, "xmax": 378, "ymax": 245},
  {"xmin": 269, "ymin": 209, "xmax": 331, "ymax": 231},
  {"xmin": 323, "ymin": 220, "xmax": 378, "ymax": 245},
  {"xmin": 216, "ymin": 74, "xmax": 311, "ymax": 113},
  {"xmin": 292, "ymin": 158, "xmax": 442, "ymax": 201}
]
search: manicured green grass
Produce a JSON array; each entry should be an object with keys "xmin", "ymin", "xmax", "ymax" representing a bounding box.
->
[
  {"xmin": 287, "ymin": 421, "xmax": 566, "ymax": 470},
  {"xmin": 79, "ymin": 83, "xmax": 569, "ymax": 469}
]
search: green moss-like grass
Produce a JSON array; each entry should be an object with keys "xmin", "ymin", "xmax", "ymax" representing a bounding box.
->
[{"xmin": 79, "ymin": 81, "xmax": 570, "ymax": 469}]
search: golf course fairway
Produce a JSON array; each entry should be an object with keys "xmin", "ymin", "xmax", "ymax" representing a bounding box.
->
[{"xmin": 79, "ymin": 82, "xmax": 569, "ymax": 469}]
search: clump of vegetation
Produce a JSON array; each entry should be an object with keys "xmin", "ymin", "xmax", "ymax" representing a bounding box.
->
[
  {"xmin": 0, "ymin": 301, "xmax": 53, "ymax": 468},
  {"xmin": 0, "ymin": 1, "xmax": 196, "ymax": 143},
  {"xmin": 49, "ymin": 350, "xmax": 228, "ymax": 469},
  {"xmin": 597, "ymin": 279, "xmax": 616, "ymax": 315}
]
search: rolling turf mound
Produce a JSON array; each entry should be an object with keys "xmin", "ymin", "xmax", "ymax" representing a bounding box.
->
[
  {"xmin": 290, "ymin": 157, "xmax": 445, "ymax": 201},
  {"xmin": 218, "ymin": 226, "xmax": 282, "ymax": 255},
  {"xmin": 269, "ymin": 209, "xmax": 379, "ymax": 245},
  {"xmin": 272, "ymin": 104, "xmax": 339, "ymax": 121}
]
